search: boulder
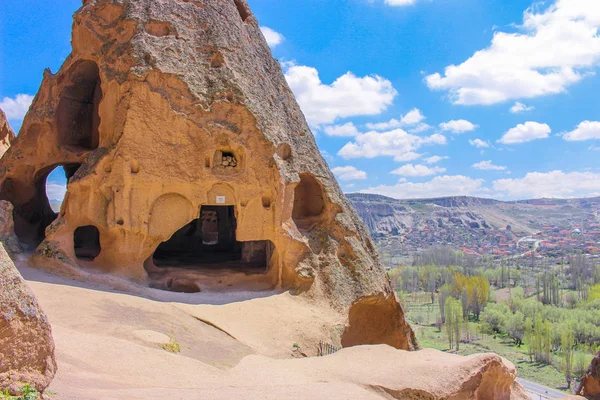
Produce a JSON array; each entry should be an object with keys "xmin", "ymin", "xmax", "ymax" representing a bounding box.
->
[
  {"xmin": 0, "ymin": 243, "xmax": 56, "ymax": 394},
  {"xmin": 0, "ymin": 0, "xmax": 414, "ymax": 349}
]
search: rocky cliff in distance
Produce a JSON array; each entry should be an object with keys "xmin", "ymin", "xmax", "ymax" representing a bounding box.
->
[
  {"xmin": 348, "ymin": 193, "xmax": 600, "ymax": 260},
  {"xmin": 0, "ymin": 107, "xmax": 15, "ymax": 158}
]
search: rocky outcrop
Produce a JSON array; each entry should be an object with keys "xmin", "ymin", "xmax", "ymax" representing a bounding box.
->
[
  {"xmin": 213, "ymin": 346, "xmax": 530, "ymax": 400},
  {"xmin": 0, "ymin": 201, "xmax": 23, "ymax": 256},
  {"xmin": 0, "ymin": 0, "xmax": 414, "ymax": 349},
  {"xmin": 0, "ymin": 243, "xmax": 56, "ymax": 394},
  {"xmin": 577, "ymin": 351, "xmax": 600, "ymax": 398},
  {"xmin": 0, "ymin": 107, "xmax": 15, "ymax": 158}
]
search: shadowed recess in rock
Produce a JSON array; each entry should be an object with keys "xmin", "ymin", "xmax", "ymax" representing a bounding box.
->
[
  {"xmin": 152, "ymin": 206, "xmax": 272, "ymax": 272},
  {"xmin": 56, "ymin": 60, "xmax": 101, "ymax": 151}
]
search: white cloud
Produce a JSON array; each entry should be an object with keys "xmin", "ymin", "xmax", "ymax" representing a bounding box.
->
[
  {"xmin": 260, "ymin": 27, "xmax": 285, "ymax": 48},
  {"xmin": 361, "ymin": 175, "xmax": 488, "ymax": 199},
  {"xmin": 498, "ymin": 121, "xmax": 551, "ymax": 144},
  {"xmin": 338, "ymin": 128, "xmax": 446, "ymax": 162},
  {"xmin": 472, "ymin": 160, "xmax": 507, "ymax": 171},
  {"xmin": 46, "ymin": 183, "xmax": 67, "ymax": 202},
  {"xmin": 332, "ymin": 166, "xmax": 367, "ymax": 181},
  {"xmin": 469, "ymin": 138, "xmax": 491, "ymax": 148},
  {"xmin": 401, "ymin": 108, "xmax": 426, "ymax": 125},
  {"xmin": 391, "ymin": 164, "xmax": 446, "ymax": 177},
  {"xmin": 590, "ymin": 145, "xmax": 600, "ymax": 151},
  {"xmin": 510, "ymin": 102, "xmax": 535, "ymax": 113},
  {"xmin": 323, "ymin": 122, "xmax": 360, "ymax": 137},
  {"xmin": 493, "ymin": 171, "xmax": 600, "ymax": 199},
  {"xmin": 0, "ymin": 94, "xmax": 34, "ymax": 120},
  {"xmin": 425, "ymin": 1, "xmax": 600, "ymax": 105},
  {"xmin": 385, "ymin": 0, "xmax": 416, "ymax": 5},
  {"xmin": 563, "ymin": 121, "xmax": 600, "ymax": 141},
  {"xmin": 365, "ymin": 108, "xmax": 427, "ymax": 131},
  {"xmin": 424, "ymin": 155, "xmax": 448, "ymax": 164},
  {"xmin": 284, "ymin": 63, "xmax": 397, "ymax": 126},
  {"xmin": 439, "ymin": 119, "xmax": 478, "ymax": 134},
  {"xmin": 394, "ymin": 152, "xmax": 423, "ymax": 162}
]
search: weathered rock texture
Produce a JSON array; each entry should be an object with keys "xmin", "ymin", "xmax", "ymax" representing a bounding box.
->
[
  {"xmin": 0, "ymin": 0, "xmax": 415, "ymax": 349},
  {"xmin": 0, "ymin": 201, "xmax": 23, "ymax": 256},
  {"xmin": 0, "ymin": 108, "xmax": 15, "ymax": 158},
  {"xmin": 577, "ymin": 351, "xmax": 600, "ymax": 398},
  {"xmin": 0, "ymin": 243, "xmax": 56, "ymax": 394}
]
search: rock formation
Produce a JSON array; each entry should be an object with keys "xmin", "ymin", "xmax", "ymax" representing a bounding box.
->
[
  {"xmin": 0, "ymin": 201, "xmax": 23, "ymax": 256},
  {"xmin": 0, "ymin": 107, "xmax": 15, "ymax": 158},
  {"xmin": 577, "ymin": 351, "xmax": 600, "ymax": 398},
  {"xmin": 0, "ymin": 0, "xmax": 415, "ymax": 349},
  {"xmin": 0, "ymin": 242, "xmax": 56, "ymax": 394}
]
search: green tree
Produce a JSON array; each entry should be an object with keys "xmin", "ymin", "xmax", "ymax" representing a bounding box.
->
[
  {"xmin": 561, "ymin": 328, "xmax": 575, "ymax": 389},
  {"xmin": 505, "ymin": 311, "xmax": 526, "ymax": 347},
  {"xmin": 444, "ymin": 297, "xmax": 463, "ymax": 351}
]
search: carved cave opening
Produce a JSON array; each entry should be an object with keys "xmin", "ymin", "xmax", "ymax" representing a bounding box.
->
[
  {"xmin": 153, "ymin": 205, "xmax": 272, "ymax": 272},
  {"xmin": 292, "ymin": 173, "xmax": 325, "ymax": 231},
  {"xmin": 3, "ymin": 164, "xmax": 81, "ymax": 248},
  {"xmin": 56, "ymin": 60, "xmax": 102, "ymax": 150},
  {"xmin": 74, "ymin": 225, "xmax": 101, "ymax": 261}
]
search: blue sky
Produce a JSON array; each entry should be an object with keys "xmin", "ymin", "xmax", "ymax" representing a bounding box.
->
[{"xmin": 1, "ymin": 0, "xmax": 600, "ymax": 201}]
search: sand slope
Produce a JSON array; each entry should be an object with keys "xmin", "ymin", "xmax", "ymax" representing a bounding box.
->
[{"xmin": 17, "ymin": 261, "xmax": 528, "ymax": 399}]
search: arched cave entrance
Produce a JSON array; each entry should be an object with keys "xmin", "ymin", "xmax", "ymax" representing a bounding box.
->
[
  {"xmin": 56, "ymin": 60, "xmax": 102, "ymax": 150},
  {"xmin": 4, "ymin": 164, "xmax": 81, "ymax": 248},
  {"xmin": 292, "ymin": 173, "xmax": 325, "ymax": 231},
  {"xmin": 74, "ymin": 226, "xmax": 101, "ymax": 261},
  {"xmin": 153, "ymin": 205, "xmax": 273, "ymax": 272}
]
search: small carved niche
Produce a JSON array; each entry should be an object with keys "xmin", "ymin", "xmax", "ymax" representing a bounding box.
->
[
  {"xmin": 262, "ymin": 196, "xmax": 271, "ymax": 209},
  {"xmin": 276, "ymin": 143, "xmax": 292, "ymax": 161},
  {"xmin": 213, "ymin": 149, "xmax": 239, "ymax": 172}
]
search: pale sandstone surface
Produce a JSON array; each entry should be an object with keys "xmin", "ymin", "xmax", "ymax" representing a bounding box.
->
[
  {"xmin": 0, "ymin": 107, "xmax": 14, "ymax": 158},
  {"xmin": 0, "ymin": 245, "xmax": 56, "ymax": 394},
  {"xmin": 16, "ymin": 262, "xmax": 528, "ymax": 400},
  {"xmin": 0, "ymin": 0, "xmax": 414, "ymax": 349}
]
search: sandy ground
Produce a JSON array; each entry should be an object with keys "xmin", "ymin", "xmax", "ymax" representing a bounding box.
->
[{"xmin": 16, "ymin": 259, "xmax": 530, "ymax": 399}]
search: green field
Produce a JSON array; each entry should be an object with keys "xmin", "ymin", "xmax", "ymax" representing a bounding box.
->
[{"xmin": 405, "ymin": 297, "xmax": 570, "ymax": 392}]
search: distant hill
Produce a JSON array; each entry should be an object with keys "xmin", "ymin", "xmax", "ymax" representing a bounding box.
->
[{"xmin": 346, "ymin": 193, "xmax": 600, "ymax": 260}]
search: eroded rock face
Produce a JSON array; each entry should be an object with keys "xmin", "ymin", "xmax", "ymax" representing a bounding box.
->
[
  {"xmin": 0, "ymin": 0, "xmax": 415, "ymax": 349},
  {"xmin": 0, "ymin": 243, "xmax": 57, "ymax": 394},
  {"xmin": 0, "ymin": 108, "xmax": 15, "ymax": 158},
  {"xmin": 577, "ymin": 351, "xmax": 600, "ymax": 398},
  {"xmin": 0, "ymin": 201, "xmax": 23, "ymax": 256}
]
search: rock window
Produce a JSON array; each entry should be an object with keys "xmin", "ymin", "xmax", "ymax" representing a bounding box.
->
[{"xmin": 3, "ymin": 163, "xmax": 81, "ymax": 248}]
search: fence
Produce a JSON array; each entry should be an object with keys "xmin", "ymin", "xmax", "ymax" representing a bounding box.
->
[{"xmin": 317, "ymin": 341, "xmax": 340, "ymax": 357}]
